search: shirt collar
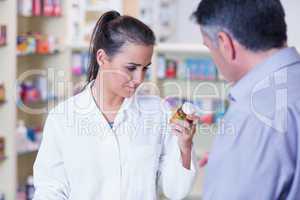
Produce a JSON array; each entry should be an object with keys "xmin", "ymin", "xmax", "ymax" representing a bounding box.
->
[{"xmin": 229, "ymin": 47, "xmax": 300, "ymax": 102}]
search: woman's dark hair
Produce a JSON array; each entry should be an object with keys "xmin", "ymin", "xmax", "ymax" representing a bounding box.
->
[
  {"xmin": 192, "ymin": 0, "xmax": 287, "ymax": 51},
  {"xmin": 87, "ymin": 10, "xmax": 156, "ymax": 83}
]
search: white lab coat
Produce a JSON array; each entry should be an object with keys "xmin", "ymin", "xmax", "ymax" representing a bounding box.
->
[{"xmin": 33, "ymin": 82, "xmax": 198, "ymax": 200}]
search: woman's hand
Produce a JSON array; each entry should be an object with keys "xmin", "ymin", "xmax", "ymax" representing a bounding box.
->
[
  {"xmin": 171, "ymin": 118, "xmax": 197, "ymax": 151},
  {"xmin": 170, "ymin": 117, "xmax": 197, "ymax": 169}
]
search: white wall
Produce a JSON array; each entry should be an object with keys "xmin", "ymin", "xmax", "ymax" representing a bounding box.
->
[
  {"xmin": 176, "ymin": 0, "xmax": 203, "ymax": 44},
  {"xmin": 176, "ymin": 0, "xmax": 300, "ymax": 49},
  {"xmin": 281, "ymin": 0, "xmax": 300, "ymax": 48}
]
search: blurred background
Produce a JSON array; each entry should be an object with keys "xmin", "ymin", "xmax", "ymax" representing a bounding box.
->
[{"xmin": 0, "ymin": 0, "xmax": 299, "ymax": 199}]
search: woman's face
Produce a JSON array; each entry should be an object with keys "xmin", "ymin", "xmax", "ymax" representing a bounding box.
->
[{"xmin": 99, "ymin": 43, "xmax": 153, "ymax": 98}]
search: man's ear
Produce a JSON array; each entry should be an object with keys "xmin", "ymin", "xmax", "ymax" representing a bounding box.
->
[
  {"xmin": 217, "ymin": 32, "xmax": 236, "ymax": 61},
  {"xmin": 96, "ymin": 49, "xmax": 109, "ymax": 68}
]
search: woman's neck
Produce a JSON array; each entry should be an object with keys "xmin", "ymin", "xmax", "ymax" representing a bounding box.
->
[{"xmin": 92, "ymin": 77, "xmax": 124, "ymax": 114}]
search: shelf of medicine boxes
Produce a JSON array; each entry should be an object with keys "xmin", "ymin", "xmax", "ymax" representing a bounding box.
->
[
  {"xmin": 16, "ymin": 90, "xmax": 59, "ymax": 186},
  {"xmin": 152, "ymin": 43, "xmax": 218, "ymax": 81},
  {"xmin": 17, "ymin": 47, "xmax": 64, "ymax": 57},
  {"xmin": 18, "ymin": 12, "xmax": 63, "ymax": 18},
  {"xmin": 15, "ymin": 5, "xmax": 70, "ymax": 187},
  {"xmin": 152, "ymin": 43, "xmax": 229, "ymax": 94}
]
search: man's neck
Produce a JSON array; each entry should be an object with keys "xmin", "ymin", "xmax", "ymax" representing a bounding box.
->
[{"xmin": 234, "ymin": 46, "xmax": 287, "ymax": 83}]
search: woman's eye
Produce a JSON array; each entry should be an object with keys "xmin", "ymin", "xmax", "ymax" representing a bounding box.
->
[
  {"xmin": 127, "ymin": 67, "xmax": 136, "ymax": 71},
  {"xmin": 143, "ymin": 67, "xmax": 149, "ymax": 71}
]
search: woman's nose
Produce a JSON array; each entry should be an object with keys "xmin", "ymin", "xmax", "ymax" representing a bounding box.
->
[{"xmin": 133, "ymin": 71, "xmax": 144, "ymax": 85}]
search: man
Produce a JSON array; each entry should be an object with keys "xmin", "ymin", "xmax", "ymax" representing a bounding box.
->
[{"xmin": 192, "ymin": 0, "xmax": 300, "ymax": 199}]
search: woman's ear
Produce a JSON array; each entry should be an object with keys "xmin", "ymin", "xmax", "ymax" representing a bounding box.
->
[
  {"xmin": 96, "ymin": 49, "xmax": 108, "ymax": 68},
  {"xmin": 218, "ymin": 32, "xmax": 236, "ymax": 61}
]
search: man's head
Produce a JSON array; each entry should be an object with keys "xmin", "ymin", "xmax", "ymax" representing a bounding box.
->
[{"xmin": 192, "ymin": 0, "xmax": 287, "ymax": 82}]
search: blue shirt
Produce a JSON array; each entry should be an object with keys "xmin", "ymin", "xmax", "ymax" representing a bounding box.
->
[
  {"xmin": 203, "ymin": 47, "xmax": 300, "ymax": 200},
  {"xmin": 108, "ymin": 122, "xmax": 114, "ymax": 129}
]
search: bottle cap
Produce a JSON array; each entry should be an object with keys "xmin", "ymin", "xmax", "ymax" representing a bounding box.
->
[{"xmin": 182, "ymin": 102, "xmax": 196, "ymax": 115}]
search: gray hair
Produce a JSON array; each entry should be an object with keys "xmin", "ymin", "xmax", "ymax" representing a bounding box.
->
[{"xmin": 201, "ymin": 25, "xmax": 233, "ymax": 48}]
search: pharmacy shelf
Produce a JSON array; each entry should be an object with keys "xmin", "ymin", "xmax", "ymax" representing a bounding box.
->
[
  {"xmin": 17, "ymin": 50, "xmax": 61, "ymax": 57},
  {"xmin": 17, "ymin": 149, "xmax": 39, "ymax": 156},
  {"xmin": 151, "ymin": 43, "xmax": 213, "ymax": 84},
  {"xmin": 17, "ymin": 100, "xmax": 50, "ymax": 109},
  {"xmin": 18, "ymin": 14, "xmax": 63, "ymax": 18},
  {"xmin": 12, "ymin": 0, "xmax": 73, "ymax": 198},
  {"xmin": 16, "ymin": 40, "xmax": 67, "ymax": 57}
]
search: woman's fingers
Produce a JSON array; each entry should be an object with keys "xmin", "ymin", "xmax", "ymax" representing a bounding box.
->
[
  {"xmin": 171, "ymin": 123, "xmax": 186, "ymax": 133},
  {"xmin": 171, "ymin": 118, "xmax": 192, "ymax": 129},
  {"xmin": 171, "ymin": 121, "xmax": 196, "ymax": 136},
  {"xmin": 171, "ymin": 128, "xmax": 182, "ymax": 137},
  {"xmin": 191, "ymin": 123, "xmax": 196, "ymax": 136}
]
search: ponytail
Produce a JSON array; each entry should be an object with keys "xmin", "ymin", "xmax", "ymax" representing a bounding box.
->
[{"xmin": 87, "ymin": 11, "xmax": 121, "ymax": 82}]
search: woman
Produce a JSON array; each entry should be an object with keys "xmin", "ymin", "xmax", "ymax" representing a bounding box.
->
[{"xmin": 33, "ymin": 11, "xmax": 197, "ymax": 200}]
